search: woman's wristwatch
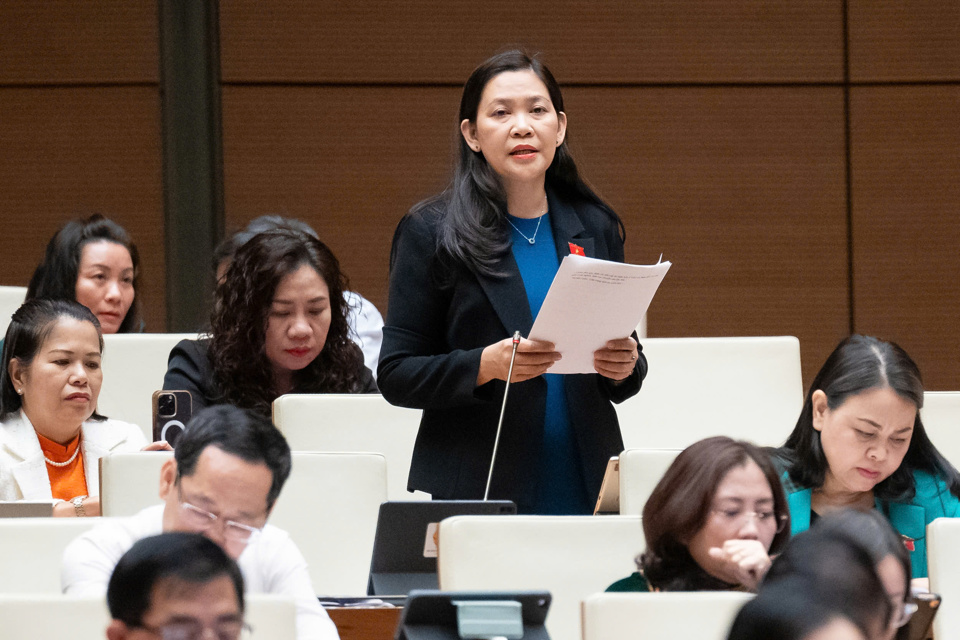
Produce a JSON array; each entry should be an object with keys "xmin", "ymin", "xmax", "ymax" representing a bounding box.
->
[{"xmin": 72, "ymin": 495, "xmax": 87, "ymax": 517}]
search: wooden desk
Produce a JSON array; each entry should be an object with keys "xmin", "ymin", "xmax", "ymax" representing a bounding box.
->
[{"xmin": 326, "ymin": 606, "xmax": 402, "ymax": 640}]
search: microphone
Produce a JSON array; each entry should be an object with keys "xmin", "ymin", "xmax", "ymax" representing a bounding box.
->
[{"xmin": 484, "ymin": 331, "xmax": 522, "ymax": 500}]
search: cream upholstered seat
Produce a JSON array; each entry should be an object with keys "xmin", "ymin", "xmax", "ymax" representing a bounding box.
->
[
  {"xmin": 99, "ymin": 450, "xmax": 172, "ymax": 516},
  {"xmin": 437, "ymin": 515, "xmax": 643, "ymax": 640},
  {"xmin": 581, "ymin": 591, "xmax": 752, "ymax": 640},
  {"xmin": 618, "ymin": 448, "xmax": 681, "ymax": 516},
  {"xmin": 617, "ymin": 336, "xmax": 803, "ymax": 448},
  {"xmin": 99, "ymin": 450, "xmax": 387, "ymax": 597},
  {"xmin": 99, "ymin": 333, "xmax": 199, "ymax": 441},
  {"xmin": 927, "ymin": 517, "xmax": 960, "ymax": 640},
  {"xmin": 268, "ymin": 452, "xmax": 387, "ymax": 596},
  {"xmin": 0, "ymin": 518, "xmax": 104, "ymax": 594},
  {"xmin": 0, "ymin": 285, "xmax": 26, "ymax": 336},
  {"xmin": 272, "ymin": 393, "xmax": 427, "ymax": 500},
  {"xmin": 0, "ymin": 593, "xmax": 295, "ymax": 640},
  {"xmin": 921, "ymin": 391, "xmax": 960, "ymax": 468}
]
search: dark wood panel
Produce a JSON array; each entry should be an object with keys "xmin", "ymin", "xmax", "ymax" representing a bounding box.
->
[
  {"xmin": 222, "ymin": 85, "xmax": 848, "ymax": 387},
  {"xmin": 0, "ymin": 87, "xmax": 166, "ymax": 331},
  {"xmin": 220, "ymin": 0, "xmax": 843, "ymax": 84},
  {"xmin": 0, "ymin": 1, "xmax": 158, "ymax": 84},
  {"xmin": 562, "ymin": 86, "xmax": 849, "ymax": 386},
  {"xmin": 221, "ymin": 86, "xmax": 462, "ymax": 316},
  {"xmin": 849, "ymin": 1, "xmax": 960, "ymax": 82},
  {"xmin": 850, "ymin": 86, "xmax": 960, "ymax": 390}
]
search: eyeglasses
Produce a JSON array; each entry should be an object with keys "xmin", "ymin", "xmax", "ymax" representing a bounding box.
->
[
  {"xmin": 891, "ymin": 601, "xmax": 919, "ymax": 629},
  {"xmin": 711, "ymin": 508, "xmax": 788, "ymax": 533},
  {"xmin": 136, "ymin": 619, "xmax": 252, "ymax": 640},
  {"xmin": 177, "ymin": 486, "xmax": 263, "ymax": 545}
]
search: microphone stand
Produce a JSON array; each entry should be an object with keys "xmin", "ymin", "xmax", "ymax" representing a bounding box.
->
[{"xmin": 484, "ymin": 331, "xmax": 522, "ymax": 500}]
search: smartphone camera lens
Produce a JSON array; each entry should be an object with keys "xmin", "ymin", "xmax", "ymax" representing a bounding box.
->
[{"xmin": 158, "ymin": 393, "xmax": 177, "ymax": 417}]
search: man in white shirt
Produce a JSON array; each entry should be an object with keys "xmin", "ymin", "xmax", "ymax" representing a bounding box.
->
[
  {"xmin": 63, "ymin": 404, "xmax": 339, "ymax": 640},
  {"xmin": 105, "ymin": 532, "xmax": 247, "ymax": 640}
]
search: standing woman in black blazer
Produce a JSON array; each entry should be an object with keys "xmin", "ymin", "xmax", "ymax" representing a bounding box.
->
[{"xmin": 378, "ymin": 50, "xmax": 646, "ymax": 514}]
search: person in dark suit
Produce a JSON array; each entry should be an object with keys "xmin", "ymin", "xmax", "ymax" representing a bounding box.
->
[{"xmin": 378, "ymin": 50, "xmax": 646, "ymax": 514}]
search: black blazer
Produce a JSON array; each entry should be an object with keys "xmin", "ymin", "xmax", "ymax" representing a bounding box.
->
[
  {"xmin": 164, "ymin": 338, "xmax": 378, "ymax": 415},
  {"xmin": 377, "ymin": 189, "xmax": 646, "ymax": 510}
]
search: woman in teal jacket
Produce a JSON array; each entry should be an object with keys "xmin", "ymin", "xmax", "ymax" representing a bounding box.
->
[{"xmin": 772, "ymin": 335, "xmax": 960, "ymax": 579}]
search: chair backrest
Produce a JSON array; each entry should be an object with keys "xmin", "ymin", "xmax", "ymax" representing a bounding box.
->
[
  {"xmin": 618, "ymin": 448, "xmax": 681, "ymax": 516},
  {"xmin": 618, "ymin": 336, "xmax": 803, "ymax": 448},
  {"xmin": 99, "ymin": 333, "xmax": 199, "ymax": 441},
  {"xmin": 922, "ymin": 391, "xmax": 960, "ymax": 468},
  {"xmin": 268, "ymin": 452, "xmax": 388, "ymax": 597},
  {"xmin": 99, "ymin": 451, "xmax": 172, "ymax": 516},
  {"xmin": 581, "ymin": 591, "xmax": 752, "ymax": 640},
  {"xmin": 272, "ymin": 394, "xmax": 427, "ymax": 501},
  {"xmin": 927, "ymin": 517, "xmax": 960, "ymax": 640},
  {"xmin": 0, "ymin": 518, "xmax": 105, "ymax": 593},
  {"xmin": 437, "ymin": 515, "xmax": 643, "ymax": 640},
  {"xmin": 0, "ymin": 593, "xmax": 295, "ymax": 640},
  {"xmin": 0, "ymin": 285, "xmax": 27, "ymax": 336},
  {"xmin": 99, "ymin": 450, "xmax": 388, "ymax": 597}
]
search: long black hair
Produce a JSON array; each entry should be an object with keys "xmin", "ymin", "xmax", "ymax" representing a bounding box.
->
[
  {"xmin": 26, "ymin": 214, "xmax": 143, "ymax": 333},
  {"xmin": 0, "ymin": 299, "xmax": 105, "ymax": 421},
  {"xmin": 775, "ymin": 334, "xmax": 960, "ymax": 502},
  {"xmin": 414, "ymin": 49, "xmax": 625, "ymax": 277}
]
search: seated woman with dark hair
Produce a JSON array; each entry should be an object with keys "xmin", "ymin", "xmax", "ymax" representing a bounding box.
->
[
  {"xmin": 27, "ymin": 214, "xmax": 143, "ymax": 335},
  {"xmin": 0, "ymin": 300, "xmax": 165, "ymax": 516},
  {"xmin": 607, "ymin": 436, "xmax": 790, "ymax": 592},
  {"xmin": 163, "ymin": 229, "xmax": 377, "ymax": 417},
  {"xmin": 728, "ymin": 576, "xmax": 877, "ymax": 640},
  {"xmin": 812, "ymin": 510, "xmax": 914, "ymax": 640},
  {"xmin": 772, "ymin": 334, "xmax": 960, "ymax": 579},
  {"xmin": 757, "ymin": 516, "xmax": 898, "ymax": 640}
]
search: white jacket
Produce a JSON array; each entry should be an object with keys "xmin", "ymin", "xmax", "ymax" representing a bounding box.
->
[{"xmin": 0, "ymin": 411, "xmax": 146, "ymax": 501}]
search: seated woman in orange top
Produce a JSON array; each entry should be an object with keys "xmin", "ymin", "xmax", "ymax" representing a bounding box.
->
[{"xmin": 0, "ymin": 300, "xmax": 165, "ymax": 516}]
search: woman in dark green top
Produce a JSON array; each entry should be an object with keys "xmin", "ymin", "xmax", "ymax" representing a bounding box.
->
[{"xmin": 607, "ymin": 437, "xmax": 791, "ymax": 592}]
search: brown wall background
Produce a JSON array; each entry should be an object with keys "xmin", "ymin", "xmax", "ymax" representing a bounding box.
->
[{"xmin": 1, "ymin": 1, "xmax": 957, "ymax": 390}]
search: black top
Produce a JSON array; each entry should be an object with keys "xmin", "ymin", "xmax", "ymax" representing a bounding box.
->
[
  {"xmin": 163, "ymin": 338, "xmax": 378, "ymax": 415},
  {"xmin": 377, "ymin": 188, "xmax": 645, "ymax": 511}
]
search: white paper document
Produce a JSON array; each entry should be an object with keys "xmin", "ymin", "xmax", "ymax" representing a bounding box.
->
[{"xmin": 528, "ymin": 255, "xmax": 671, "ymax": 374}]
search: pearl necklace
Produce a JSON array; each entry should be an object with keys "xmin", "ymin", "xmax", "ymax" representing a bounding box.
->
[
  {"xmin": 44, "ymin": 438, "xmax": 81, "ymax": 467},
  {"xmin": 507, "ymin": 197, "xmax": 548, "ymax": 245}
]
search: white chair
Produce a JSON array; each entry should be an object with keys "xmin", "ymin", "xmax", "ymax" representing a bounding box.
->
[
  {"xmin": 437, "ymin": 515, "xmax": 643, "ymax": 640},
  {"xmin": 927, "ymin": 517, "xmax": 960, "ymax": 640},
  {"xmin": 99, "ymin": 451, "xmax": 172, "ymax": 516},
  {"xmin": 922, "ymin": 391, "xmax": 960, "ymax": 468},
  {"xmin": 618, "ymin": 448, "xmax": 681, "ymax": 516},
  {"xmin": 618, "ymin": 336, "xmax": 803, "ymax": 448},
  {"xmin": 0, "ymin": 518, "xmax": 105, "ymax": 593},
  {"xmin": 98, "ymin": 333, "xmax": 198, "ymax": 441},
  {"xmin": 268, "ymin": 452, "xmax": 387, "ymax": 597},
  {"xmin": 272, "ymin": 394, "xmax": 427, "ymax": 501},
  {"xmin": 0, "ymin": 593, "xmax": 295, "ymax": 640},
  {"xmin": 0, "ymin": 285, "xmax": 27, "ymax": 336},
  {"xmin": 98, "ymin": 450, "xmax": 388, "ymax": 597},
  {"xmin": 581, "ymin": 591, "xmax": 752, "ymax": 640}
]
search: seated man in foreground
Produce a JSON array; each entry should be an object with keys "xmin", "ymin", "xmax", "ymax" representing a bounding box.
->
[
  {"xmin": 106, "ymin": 532, "xmax": 247, "ymax": 640},
  {"xmin": 63, "ymin": 404, "xmax": 339, "ymax": 640}
]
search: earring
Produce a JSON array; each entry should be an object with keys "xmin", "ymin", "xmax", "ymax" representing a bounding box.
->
[{"xmin": 16, "ymin": 388, "xmax": 22, "ymax": 395}]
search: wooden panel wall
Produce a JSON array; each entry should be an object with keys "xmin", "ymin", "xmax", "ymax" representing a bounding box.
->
[
  {"xmin": 218, "ymin": 0, "xmax": 850, "ymax": 386},
  {"xmin": 0, "ymin": 2, "xmax": 165, "ymax": 331},
  {"xmin": 2, "ymin": 2, "xmax": 957, "ymax": 389}
]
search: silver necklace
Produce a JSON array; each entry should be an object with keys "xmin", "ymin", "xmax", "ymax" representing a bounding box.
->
[
  {"xmin": 507, "ymin": 198, "xmax": 548, "ymax": 245},
  {"xmin": 44, "ymin": 438, "xmax": 81, "ymax": 467}
]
